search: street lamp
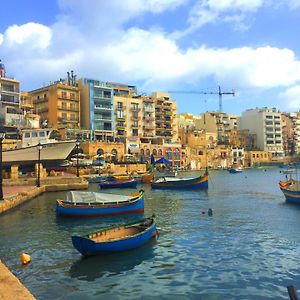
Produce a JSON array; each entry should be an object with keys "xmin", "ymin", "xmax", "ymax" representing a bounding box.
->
[
  {"xmin": 0, "ymin": 130, "xmax": 5, "ymax": 201},
  {"xmin": 76, "ymin": 140, "xmax": 80, "ymax": 177},
  {"xmin": 37, "ymin": 143, "xmax": 43, "ymax": 187}
]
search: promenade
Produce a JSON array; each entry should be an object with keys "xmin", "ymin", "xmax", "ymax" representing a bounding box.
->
[{"xmin": 0, "ymin": 174, "xmax": 88, "ymax": 300}]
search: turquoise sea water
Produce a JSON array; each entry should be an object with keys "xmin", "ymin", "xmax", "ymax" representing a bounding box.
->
[{"xmin": 0, "ymin": 168, "xmax": 300, "ymax": 299}]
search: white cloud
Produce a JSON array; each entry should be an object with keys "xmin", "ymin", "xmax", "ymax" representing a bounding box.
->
[
  {"xmin": 0, "ymin": 0, "xmax": 300, "ymax": 100},
  {"xmin": 3, "ymin": 23, "xmax": 52, "ymax": 50},
  {"xmin": 279, "ymin": 86, "xmax": 300, "ymax": 110},
  {"xmin": 186, "ymin": 0, "xmax": 265, "ymax": 32},
  {"xmin": 0, "ymin": 34, "xmax": 3, "ymax": 46}
]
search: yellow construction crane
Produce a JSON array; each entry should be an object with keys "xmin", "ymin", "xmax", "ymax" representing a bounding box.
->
[{"xmin": 168, "ymin": 85, "xmax": 235, "ymax": 112}]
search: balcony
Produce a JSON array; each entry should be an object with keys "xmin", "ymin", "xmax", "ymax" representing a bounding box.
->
[
  {"xmin": 143, "ymin": 124, "xmax": 155, "ymax": 130},
  {"xmin": 143, "ymin": 116, "xmax": 155, "ymax": 121},
  {"xmin": 116, "ymin": 106, "xmax": 126, "ymax": 111},
  {"xmin": 116, "ymin": 117, "xmax": 125, "ymax": 122},
  {"xmin": 143, "ymin": 106, "xmax": 155, "ymax": 113},
  {"xmin": 58, "ymin": 106, "xmax": 79, "ymax": 112},
  {"xmin": 94, "ymin": 105, "xmax": 112, "ymax": 111},
  {"xmin": 33, "ymin": 97, "xmax": 48, "ymax": 104}
]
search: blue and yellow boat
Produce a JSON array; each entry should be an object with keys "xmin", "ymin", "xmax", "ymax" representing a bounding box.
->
[
  {"xmin": 279, "ymin": 179, "xmax": 300, "ymax": 204},
  {"xmin": 71, "ymin": 215, "xmax": 158, "ymax": 256},
  {"xmin": 56, "ymin": 190, "xmax": 144, "ymax": 217},
  {"xmin": 99, "ymin": 178, "xmax": 139, "ymax": 189}
]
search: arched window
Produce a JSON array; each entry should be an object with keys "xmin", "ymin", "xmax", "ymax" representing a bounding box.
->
[
  {"xmin": 174, "ymin": 148, "xmax": 180, "ymax": 160},
  {"xmin": 97, "ymin": 148, "xmax": 104, "ymax": 156},
  {"xmin": 198, "ymin": 150, "xmax": 203, "ymax": 155},
  {"xmin": 140, "ymin": 149, "xmax": 145, "ymax": 155},
  {"xmin": 166, "ymin": 148, "xmax": 172, "ymax": 160},
  {"xmin": 111, "ymin": 149, "xmax": 117, "ymax": 162},
  {"xmin": 158, "ymin": 149, "xmax": 162, "ymax": 157},
  {"xmin": 146, "ymin": 149, "xmax": 150, "ymax": 156}
]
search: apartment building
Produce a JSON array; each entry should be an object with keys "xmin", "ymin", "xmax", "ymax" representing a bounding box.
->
[
  {"xmin": 30, "ymin": 81, "xmax": 80, "ymax": 129},
  {"xmin": 239, "ymin": 107, "xmax": 284, "ymax": 157},
  {"xmin": 0, "ymin": 61, "xmax": 21, "ymax": 126},
  {"xmin": 198, "ymin": 112, "xmax": 231, "ymax": 145},
  {"xmin": 290, "ymin": 112, "xmax": 300, "ymax": 155},
  {"xmin": 77, "ymin": 79, "xmax": 114, "ymax": 141},
  {"xmin": 152, "ymin": 92, "xmax": 178, "ymax": 142}
]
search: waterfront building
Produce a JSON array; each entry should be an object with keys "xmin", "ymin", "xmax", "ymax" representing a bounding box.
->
[
  {"xmin": 282, "ymin": 113, "xmax": 296, "ymax": 156},
  {"xmin": 239, "ymin": 108, "xmax": 284, "ymax": 158},
  {"xmin": 77, "ymin": 79, "xmax": 114, "ymax": 141},
  {"xmin": 231, "ymin": 147, "xmax": 245, "ymax": 167},
  {"xmin": 290, "ymin": 112, "xmax": 300, "ymax": 155},
  {"xmin": 30, "ymin": 79, "xmax": 80, "ymax": 129},
  {"xmin": 141, "ymin": 95, "xmax": 156, "ymax": 140},
  {"xmin": 0, "ymin": 61, "xmax": 21, "ymax": 127},
  {"xmin": 229, "ymin": 129, "xmax": 257, "ymax": 150},
  {"xmin": 152, "ymin": 92, "xmax": 178, "ymax": 142},
  {"xmin": 244, "ymin": 150, "xmax": 271, "ymax": 167},
  {"xmin": 80, "ymin": 140, "xmax": 125, "ymax": 161},
  {"xmin": 198, "ymin": 112, "xmax": 231, "ymax": 145}
]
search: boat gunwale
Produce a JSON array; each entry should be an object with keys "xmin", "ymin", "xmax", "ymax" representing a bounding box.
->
[{"xmin": 75, "ymin": 217, "xmax": 156, "ymax": 244}]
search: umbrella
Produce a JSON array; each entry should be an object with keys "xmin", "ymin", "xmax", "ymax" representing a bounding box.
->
[{"xmin": 155, "ymin": 157, "xmax": 171, "ymax": 165}]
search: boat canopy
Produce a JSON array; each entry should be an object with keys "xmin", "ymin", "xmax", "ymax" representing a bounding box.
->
[{"xmin": 66, "ymin": 191, "xmax": 135, "ymax": 204}]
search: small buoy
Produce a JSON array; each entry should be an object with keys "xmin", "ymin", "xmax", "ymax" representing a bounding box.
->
[{"xmin": 20, "ymin": 253, "xmax": 31, "ymax": 265}]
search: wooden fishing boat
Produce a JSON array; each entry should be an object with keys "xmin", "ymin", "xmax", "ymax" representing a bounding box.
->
[
  {"xmin": 114, "ymin": 175, "xmax": 142, "ymax": 184},
  {"xmin": 56, "ymin": 190, "xmax": 144, "ymax": 217},
  {"xmin": 151, "ymin": 172, "xmax": 208, "ymax": 190},
  {"xmin": 99, "ymin": 178, "xmax": 139, "ymax": 189},
  {"xmin": 87, "ymin": 175, "xmax": 115, "ymax": 183},
  {"xmin": 71, "ymin": 215, "xmax": 158, "ymax": 256},
  {"xmin": 141, "ymin": 172, "xmax": 154, "ymax": 183},
  {"xmin": 279, "ymin": 178, "xmax": 300, "ymax": 204}
]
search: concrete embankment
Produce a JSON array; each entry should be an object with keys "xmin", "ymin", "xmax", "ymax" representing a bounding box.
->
[
  {"xmin": 0, "ymin": 260, "xmax": 36, "ymax": 300},
  {"xmin": 0, "ymin": 175, "xmax": 89, "ymax": 299}
]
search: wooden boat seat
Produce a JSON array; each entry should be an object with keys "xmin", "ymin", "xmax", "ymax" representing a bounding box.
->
[{"xmin": 91, "ymin": 226, "xmax": 142, "ymax": 243}]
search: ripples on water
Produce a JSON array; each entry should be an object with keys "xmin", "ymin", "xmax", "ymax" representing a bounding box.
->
[{"xmin": 1, "ymin": 168, "xmax": 300, "ymax": 299}]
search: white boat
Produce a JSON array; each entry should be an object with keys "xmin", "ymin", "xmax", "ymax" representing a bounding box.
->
[{"xmin": 2, "ymin": 128, "xmax": 76, "ymax": 170}]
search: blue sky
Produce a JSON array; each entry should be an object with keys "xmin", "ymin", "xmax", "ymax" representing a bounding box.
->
[{"xmin": 1, "ymin": 0, "xmax": 300, "ymax": 115}]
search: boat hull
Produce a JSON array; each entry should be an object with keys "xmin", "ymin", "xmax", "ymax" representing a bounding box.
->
[
  {"xmin": 56, "ymin": 191, "xmax": 144, "ymax": 217},
  {"xmin": 71, "ymin": 217, "xmax": 157, "ymax": 256},
  {"xmin": 279, "ymin": 183, "xmax": 300, "ymax": 204},
  {"xmin": 2, "ymin": 141, "xmax": 76, "ymax": 170},
  {"xmin": 151, "ymin": 174, "xmax": 208, "ymax": 190},
  {"xmin": 99, "ymin": 179, "xmax": 138, "ymax": 189}
]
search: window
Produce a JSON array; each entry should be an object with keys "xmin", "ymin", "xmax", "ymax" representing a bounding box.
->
[
  {"xmin": 61, "ymin": 91, "xmax": 67, "ymax": 98},
  {"xmin": 39, "ymin": 132, "xmax": 46, "ymax": 137},
  {"xmin": 70, "ymin": 93, "xmax": 75, "ymax": 100},
  {"xmin": 166, "ymin": 148, "xmax": 172, "ymax": 160},
  {"xmin": 174, "ymin": 148, "xmax": 180, "ymax": 160},
  {"xmin": 32, "ymin": 132, "xmax": 38, "ymax": 137},
  {"xmin": 131, "ymin": 103, "xmax": 139, "ymax": 110},
  {"xmin": 62, "ymin": 102, "xmax": 67, "ymax": 109},
  {"xmin": 117, "ymin": 102, "xmax": 123, "ymax": 109},
  {"xmin": 70, "ymin": 103, "xmax": 76, "ymax": 111},
  {"xmin": 132, "ymin": 129, "xmax": 138, "ymax": 136}
]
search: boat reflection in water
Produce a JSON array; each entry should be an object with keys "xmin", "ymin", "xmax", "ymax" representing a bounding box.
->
[{"xmin": 69, "ymin": 239, "xmax": 156, "ymax": 281}]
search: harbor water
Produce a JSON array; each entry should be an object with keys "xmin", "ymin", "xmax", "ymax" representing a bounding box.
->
[{"xmin": 0, "ymin": 168, "xmax": 300, "ymax": 299}]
